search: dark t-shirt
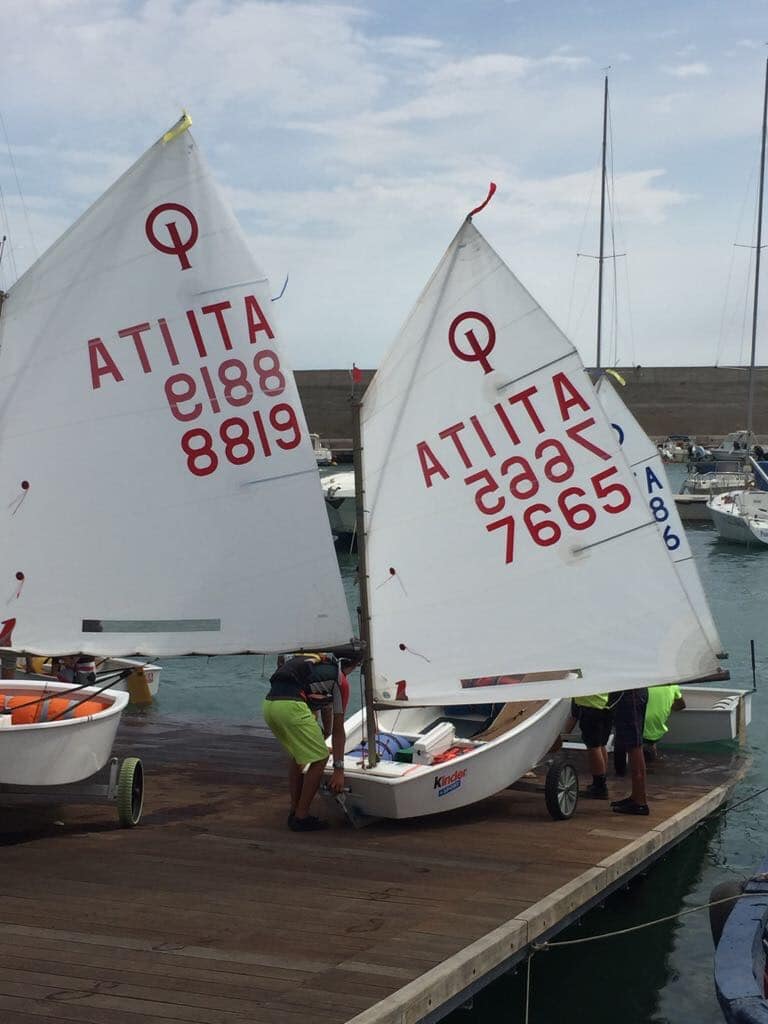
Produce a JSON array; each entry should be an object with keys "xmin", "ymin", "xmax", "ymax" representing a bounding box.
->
[{"xmin": 267, "ymin": 657, "xmax": 343, "ymax": 714}]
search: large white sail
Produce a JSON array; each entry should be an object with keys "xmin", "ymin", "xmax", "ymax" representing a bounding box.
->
[
  {"xmin": 0, "ymin": 117, "xmax": 352, "ymax": 656},
  {"xmin": 595, "ymin": 374, "xmax": 725, "ymax": 656},
  {"xmin": 360, "ymin": 219, "xmax": 720, "ymax": 705}
]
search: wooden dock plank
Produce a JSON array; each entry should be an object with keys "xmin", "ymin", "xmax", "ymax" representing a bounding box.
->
[{"xmin": 0, "ymin": 718, "xmax": 744, "ymax": 1024}]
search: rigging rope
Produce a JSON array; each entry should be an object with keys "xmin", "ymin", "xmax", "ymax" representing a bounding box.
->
[{"xmin": 0, "ymin": 109, "xmax": 37, "ymax": 270}]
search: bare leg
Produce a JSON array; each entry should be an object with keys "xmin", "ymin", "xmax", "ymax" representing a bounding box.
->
[
  {"xmin": 295, "ymin": 755, "xmax": 329, "ymax": 819},
  {"xmin": 628, "ymin": 746, "xmax": 647, "ymax": 805},
  {"xmin": 587, "ymin": 746, "xmax": 607, "ymax": 776},
  {"xmin": 288, "ymin": 760, "xmax": 304, "ymax": 815}
]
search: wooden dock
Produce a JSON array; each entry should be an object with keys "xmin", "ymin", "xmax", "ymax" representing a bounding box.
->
[{"xmin": 0, "ymin": 716, "xmax": 744, "ymax": 1024}]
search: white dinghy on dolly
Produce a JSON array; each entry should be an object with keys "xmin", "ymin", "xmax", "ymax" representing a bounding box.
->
[
  {"xmin": 333, "ymin": 190, "xmax": 726, "ymax": 825},
  {"xmin": 0, "ymin": 114, "xmax": 353, "ymax": 827}
]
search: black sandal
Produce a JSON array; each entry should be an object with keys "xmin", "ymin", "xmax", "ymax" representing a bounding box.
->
[
  {"xmin": 612, "ymin": 799, "xmax": 649, "ymax": 816},
  {"xmin": 289, "ymin": 815, "xmax": 329, "ymax": 832}
]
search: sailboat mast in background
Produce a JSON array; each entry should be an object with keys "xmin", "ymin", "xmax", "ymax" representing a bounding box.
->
[
  {"xmin": 596, "ymin": 74, "xmax": 609, "ymax": 372},
  {"xmin": 746, "ymin": 56, "xmax": 768, "ymax": 443}
]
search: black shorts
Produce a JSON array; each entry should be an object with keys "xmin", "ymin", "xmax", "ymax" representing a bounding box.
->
[
  {"xmin": 610, "ymin": 689, "xmax": 648, "ymax": 750},
  {"xmin": 578, "ymin": 706, "xmax": 613, "ymax": 749}
]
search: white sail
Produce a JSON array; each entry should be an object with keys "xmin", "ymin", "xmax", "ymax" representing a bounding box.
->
[
  {"xmin": 360, "ymin": 220, "xmax": 720, "ymax": 705},
  {"xmin": 0, "ymin": 117, "xmax": 352, "ymax": 656},
  {"xmin": 595, "ymin": 375, "xmax": 725, "ymax": 656}
]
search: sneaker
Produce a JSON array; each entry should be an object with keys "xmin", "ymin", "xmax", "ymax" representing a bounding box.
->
[
  {"xmin": 612, "ymin": 799, "xmax": 649, "ymax": 816},
  {"xmin": 289, "ymin": 815, "xmax": 329, "ymax": 832},
  {"xmin": 583, "ymin": 783, "xmax": 609, "ymax": 800},
  {"xmin": 287, "ymin": 811, "xmax": 296, "ymax": 827}
]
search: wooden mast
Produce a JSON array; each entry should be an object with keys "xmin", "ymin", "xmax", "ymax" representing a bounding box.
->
[
  {"xmin": 596, "ymin": 74, "xmax": 608, "ymax": 371},
  {"xmin": 746, "ymin": 57, "xmax": 768, "ymax": 443},
  {"xmin": 352, "ymin": 399, "xmax": 378, "ymax": 768}
]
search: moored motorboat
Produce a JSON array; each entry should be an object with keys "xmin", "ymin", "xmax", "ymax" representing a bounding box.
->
[
  {"xmin": 712, "ymin": 856, "xmax": 768, "ymax": 1023},
  {"xmin": 709, "ymin": 486, "xmax": 768, "ymax": 547},
  {"xmin": 310, "ymin": 433, "xmax": 334, "ymax": 466},
  {"xmin": 322, "ymin": 468, "xmax": 356, "ymax": 537}
]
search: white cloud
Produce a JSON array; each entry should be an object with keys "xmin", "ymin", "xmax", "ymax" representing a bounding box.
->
[
  {"xmin": 0, "ymin": 0, "xmax": 766, "ymax": 367},
  {"xmin": 664, "ymin": 62, "xmax": 710, "ymax": 78}
]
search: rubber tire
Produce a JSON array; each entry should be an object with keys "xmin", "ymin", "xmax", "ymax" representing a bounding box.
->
[
  {"xmin": 117, "ymin": 757, "xmax": 144, "ymax": 828},
  {"xmin": 545, "ymin": 762, "xmax": 579, "ymax": 820},
  {"xmin": 709, "ymin": 880, "xmax": 744, "ymax": 946}
]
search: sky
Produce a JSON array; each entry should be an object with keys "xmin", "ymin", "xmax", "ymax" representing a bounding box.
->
[{"xmin": 1, "ymin": 0, "xmax": 767, "ymax": 370}]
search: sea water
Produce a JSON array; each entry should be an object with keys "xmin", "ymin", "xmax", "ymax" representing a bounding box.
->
[{"xmin": 136, "ymin": 464, "xmax": 768, "ymax": 1024}]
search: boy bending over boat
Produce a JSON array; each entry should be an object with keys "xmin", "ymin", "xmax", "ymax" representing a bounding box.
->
[{"xmin": 263, "ymin": 653, "xmax": 356, "ymax": 833}]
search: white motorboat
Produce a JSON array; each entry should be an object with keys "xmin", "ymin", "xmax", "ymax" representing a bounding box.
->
[
  {"xmin": 0, "ymin": 114, "xmax": 352, "ymax": 791},
  {"xmin": 709, "ymin": 431, "xmax": 752, "ymax": 461},
  {"xmin": 708, "ymin": 485, "xmax": 768, "ymax": 546},
  {"xmin": 322, "ymin": 468, "xmax": 356, "ymax": 537},
  {"xmin": 682, "ymin": 462, "xmax": 754, "ymax": 497},
  {"xmin": 334, "ymin": 194, "xmax": 724, "ymax": 821},
  {"xmin": 310, "ymin": 433, "xmax": 334, "ymax": 466}
]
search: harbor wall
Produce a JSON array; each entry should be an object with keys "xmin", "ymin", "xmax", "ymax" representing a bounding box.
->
[{"xmin": 295, "ymin": 366, "xmax": 768, "ymax": 443}]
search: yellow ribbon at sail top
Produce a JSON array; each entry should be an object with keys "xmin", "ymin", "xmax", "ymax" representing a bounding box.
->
[
  {"xmin": 162, "ymin": 111, "xmax": 193, "ymax": 145},
  {"xmin": 604, "ymin": 368, "xmax": 626, "ymax": 387}
]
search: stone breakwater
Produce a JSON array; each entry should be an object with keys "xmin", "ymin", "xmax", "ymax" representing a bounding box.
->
[{"xmin": 296, "ymin": 366, "xmax": 768, "ymax": 448}]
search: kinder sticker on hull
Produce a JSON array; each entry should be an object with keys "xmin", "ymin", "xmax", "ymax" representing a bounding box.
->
[{"xmin": 434, "ymin": 767, "xmax": 467, "ymax": 797}]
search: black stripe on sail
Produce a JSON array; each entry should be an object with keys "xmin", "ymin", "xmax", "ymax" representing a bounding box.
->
[{"xmin": 82, "ymin": 619, "xmax": 221, "ymax": 633}]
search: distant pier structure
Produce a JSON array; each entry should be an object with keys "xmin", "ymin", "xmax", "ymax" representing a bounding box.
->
[{"xmin": 296, "ymin": 366, "xmax": 768, "ymax": 458}]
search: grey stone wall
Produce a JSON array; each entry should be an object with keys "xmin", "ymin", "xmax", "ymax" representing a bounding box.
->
[{"xmin": 295, "ymin": 366, "xmax": 768, "ymax": 444}]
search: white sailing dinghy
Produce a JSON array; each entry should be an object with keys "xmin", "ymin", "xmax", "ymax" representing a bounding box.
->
[
  {"xmin": 336, "ymin": 211, "xmax": 723, "ymax": 821},
  {"xmin": 0, "ymin": 114, "xmax": 352, "ymax": 790},
  {"xmin": 595, "ymin": 376, "xmax": 750, "ymax": 743}
]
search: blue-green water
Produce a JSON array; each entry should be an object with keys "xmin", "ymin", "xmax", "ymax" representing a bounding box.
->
[{"xmin": 134, "ymin": 464, "xmax": 768, "ymax": 1024}]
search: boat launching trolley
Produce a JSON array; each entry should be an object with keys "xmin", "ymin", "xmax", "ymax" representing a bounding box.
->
[{"xmin": 0, "ymin": 755, "xmax": 144, "ymax": 828}]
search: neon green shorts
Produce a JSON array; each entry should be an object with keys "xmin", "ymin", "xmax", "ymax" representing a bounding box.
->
[{"xmin": 262, "ymin": 699, "xmax": 329, "ymax": 766}]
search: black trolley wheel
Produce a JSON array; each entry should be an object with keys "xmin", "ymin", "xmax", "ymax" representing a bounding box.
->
[
  {"xmin": 117, "ymin": 757, "xmax": 144, "ymax": 828},
  {"xmin": 544, "ymin": 761, "xmax": 579, "ymax": 820}
]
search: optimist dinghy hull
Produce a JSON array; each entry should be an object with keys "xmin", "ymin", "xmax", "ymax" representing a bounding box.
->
[
  {"xmin": 334, "ymin": 698, "xmax": 569, "ymax": 820},
  {"xmin": 0, "ymin": 681, "xmax": 128, "ymax": 786}
]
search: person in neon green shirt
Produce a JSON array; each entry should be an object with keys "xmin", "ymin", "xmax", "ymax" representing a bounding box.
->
[
  {"xmin": 643, "ymin": 684, "xmax": 685, "ymax": 761},
  {"xmin": 572, "ymin": 693, "xmax": 612, "ymax": 799}
]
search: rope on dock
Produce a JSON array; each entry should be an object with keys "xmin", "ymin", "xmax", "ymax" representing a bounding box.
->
[
  {"xmin": 521, "ymin": 783, "xmax": 768, "ymax": 1016},
  {"xmin": 524, "ymin": 890, "xmax": 759, "ymax": 1020},
  {"xmin": 532, "ymin": 889, "xmax": 758, "ymax": 951}
]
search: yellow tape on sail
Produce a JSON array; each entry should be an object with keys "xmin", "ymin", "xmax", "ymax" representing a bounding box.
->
[
  {"xmin": 161, "ymin": 111, "xmax": 192, "ymax": 145},
  {"xmin": 605, "ymin": 368, "xmax": 626, "ymax": 386}
]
